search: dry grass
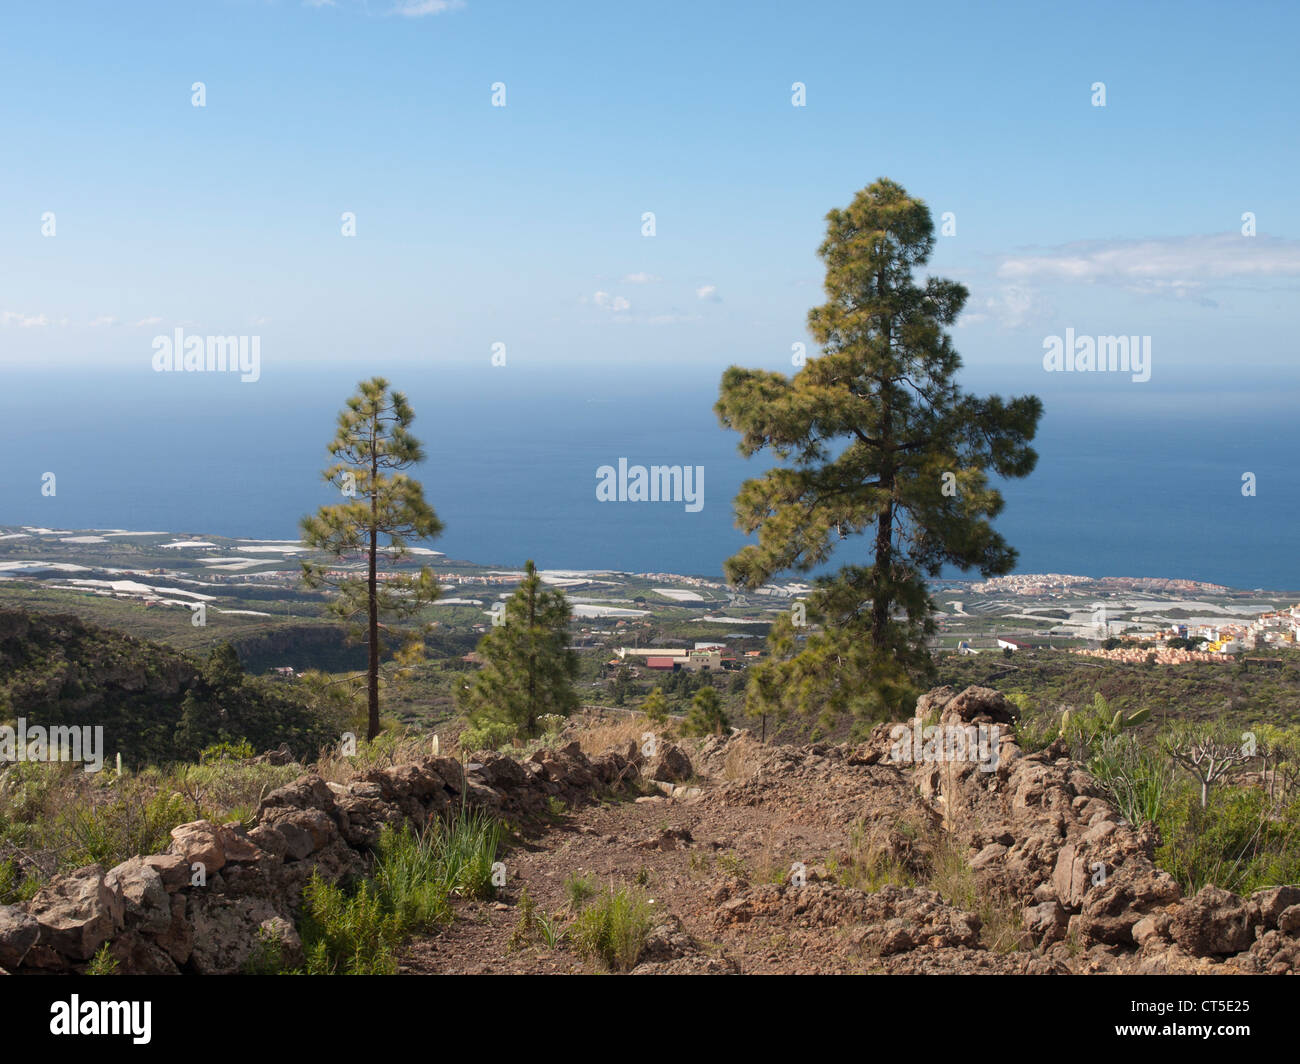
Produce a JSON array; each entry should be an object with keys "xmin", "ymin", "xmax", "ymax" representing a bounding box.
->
[
  {"xmin": 567, "ymin": 712, "xmax": 662, "ymax": 760},
  {"xmin": 720, "ymin": 736, "xmax": 765, "ymax": 782},
  {"xmin": 313, "ymin": 732, "xmax": 446, "ymax": 785},
  {"xmin": 829, "ymin": 813, "xmax": 927, "ymax": 893}
]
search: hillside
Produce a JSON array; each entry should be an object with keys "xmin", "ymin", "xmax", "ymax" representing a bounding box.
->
[
  {"xmin": 0, "ymin": 608, "xmax": 336, "ymax": 766},
  {"xmin": 3, "ymin": 687, "xmax": 1297, "ymax": 977}
]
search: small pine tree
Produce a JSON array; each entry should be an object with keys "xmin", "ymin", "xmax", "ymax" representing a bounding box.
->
[
  {"xmin": 300, "ymin": 377, "xmax": 444, "ymax": 741},
  {"xmin": 684, "ymin": 686, "xmax": 729, "ymax": 737},
  {"xmin": 458, "ymin": 560, "xmax": 578, "ymax": 738},
  {"xmin": 641, "ymin": 688, "xmax": 668, "ymax": 724}
]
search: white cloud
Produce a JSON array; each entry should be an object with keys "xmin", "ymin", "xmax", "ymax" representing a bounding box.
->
[
  {"xmin": 89, "ymin": 315, "xmax": 119, "ymax": 327},
  {"xmin": 960, "ymin": 285, "xmax": 1053, "ymax": 330},
  {"xmin": 1, "ymin": 311, "xmax": 50, "ymax": 328},
  {"xmin": 695, "ymin": 284, "xmax": 721, "ymax": 302},
  {"xmin": 622, "ymin": 272, "xmax": 660, "ymax": 284},
  {"xmin": 392, "ymin": 0, "xmax": 464, "ymax": 15},
  {"xmin": 997, "ymin": 233, "xmax": 1300, "ymax": 295},
  {"xmin": 591, "ymin": 291, "xmax": 631, "ymax": 312},
  {"xmin": 133, "ymin": 316, "xmax": 163, "ymax": 327}
]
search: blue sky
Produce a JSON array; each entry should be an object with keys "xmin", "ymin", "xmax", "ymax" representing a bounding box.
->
[{"xmin": 2, "ymin": 0, "xmax": 1298, "ymax": 394}]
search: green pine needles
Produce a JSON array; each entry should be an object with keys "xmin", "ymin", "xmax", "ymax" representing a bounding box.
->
[{"xmin": 717, "ymin": 179, "xmax": 1042, "ymax": 732}]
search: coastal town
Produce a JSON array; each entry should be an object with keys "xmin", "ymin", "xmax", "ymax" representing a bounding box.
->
[{"xmin": 3, "ymin": 527, "xmax": 1300, "ymax": 677}]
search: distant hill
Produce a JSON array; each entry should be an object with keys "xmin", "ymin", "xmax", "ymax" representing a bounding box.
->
[{"xmin": 0, "ymin": 608, "xmax": 335, "ymax": 767}]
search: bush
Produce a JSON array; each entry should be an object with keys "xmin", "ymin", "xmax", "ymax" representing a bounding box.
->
[
  {"xmin": 199, "ymin": 739, "xmax": 258, "ymax": 764},
  {"xmin": 371, "ymin": 825, "xmax": 455, "ymax": 932},
  {"xmin": 1156, "ymin": 786, "xmax": 1300, "ymax": 895},
  {"xmin": 459, "ymin": 720, "xmax": 518, "ymax": 752},
  {"xmin": 683, "ymin": 687, "xmax": 729, "ymax": 737},
  {"xmin": 434, "ymin": 805, "xmax": 503, "ymax": 900},
  {"xmin": 60, "ymin": 787, "xmax": 192, "ymax": 870},
  {"xmin": 1089, "ymin": 734, "xmax": 1178, "ymax": 825},
  {"xmin": 86, "ymin": 943, "xmax": 120, "ymax": 975},
  {"xmin": 299, "ymin": 874, "xmax": 402, "ymax": 975},
  {"xmin": 298, "ymin": 806, "xmax": 504, "ymax": 975},
  {"xmin": 570, "ymin": 886, "xmax": 655, "ymax": 971},
  {"xmin": 641, "ymin": 689, "xmax": 668, "ymax": 724}
]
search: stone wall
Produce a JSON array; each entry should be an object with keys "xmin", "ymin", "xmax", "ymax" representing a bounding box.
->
[{"xmin": 0, "ymin": 740, "xmax": 641, "ymax": 975}]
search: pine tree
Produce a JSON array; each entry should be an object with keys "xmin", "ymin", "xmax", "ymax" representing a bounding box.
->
[
  {"xmin": 716, "ymin": 179, "xmax": 1041, "ymax": 731},
  {"xmin": 459, "ymin": 560, "xmax": 578, "ymax": 738},
  {"xmin": 683, "ymin": 686, "xmax": 729, "ymax": 737},
  {"xmin": 641, "ymin": 687, "xmax": 668, "ymax": 724},
  {"xmin": 300, "ymin": 377, "xmax": 444, "ymax": 741}
]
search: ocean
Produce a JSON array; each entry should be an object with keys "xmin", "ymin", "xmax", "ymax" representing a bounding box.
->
[{"xmin": 3, "ymin": 362, "xmax": 1298, "ymax": 589}]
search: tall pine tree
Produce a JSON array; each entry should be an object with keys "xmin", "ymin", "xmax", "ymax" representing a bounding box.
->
[
  {"xmin": 300, "ymin": 377, "xmax": 444, "ymax": 741},
  {"xmin": 459, "ymin": 560, "xmax": 578, "ymax": 738},
  {"xmin": 716, "ymin": 179, "xmax": 1041, "ymax": 732}
]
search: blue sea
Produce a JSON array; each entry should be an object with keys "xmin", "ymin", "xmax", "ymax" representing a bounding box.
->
[{"xmin": 3, "ymin": 362, "xmax": 1298, "ymax": 590}]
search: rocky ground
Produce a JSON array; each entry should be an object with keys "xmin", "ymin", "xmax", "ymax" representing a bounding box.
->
[{"xmin": 4, "ymin": 684, "xmax": 1299, "ymax": 976}]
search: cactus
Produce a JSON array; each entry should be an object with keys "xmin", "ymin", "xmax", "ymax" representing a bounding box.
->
[{"xmin": 1060, "ymin": 701, "xmax": 1149, "ymax": 741}]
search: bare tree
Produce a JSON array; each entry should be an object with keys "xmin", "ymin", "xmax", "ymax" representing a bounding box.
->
[{"xmin": 1164, "ymin": 724, "xmax": 1252, "ymax": 809}]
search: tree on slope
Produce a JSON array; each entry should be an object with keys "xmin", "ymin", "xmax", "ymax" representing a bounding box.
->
[
  {"xmin": 715, "ymin": 178, "xmax": 1042, "ymax": 732},
  {"xmin": 683, "ymin": 685, "xmax": 729, "ymax": 737},
  {"xmin": 301, "ymin": 377, "xmax": 444, "ymax": 741},
  {"xmin": 459, "ymin": 560, "xmax": 578, "ymax": 738}
]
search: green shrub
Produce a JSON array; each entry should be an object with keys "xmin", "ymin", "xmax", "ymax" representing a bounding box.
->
[
  {"xmin": 199, "ymin": 739, "xmax": 258, "ymax": 764},
  {"xmin": 1156, "ymin": 786, "xmax": 1300, "ymax": 895},
  {"xmin": 86, "ymin": 943, "xmax": 120, "ymax": 975},
  {"xmin": 434, "ymin": 805, "xmax": 502, "ymax": 901},
  {"xmin": 459, "ymin": 720, "xmax": 518, "ymax": 752},
  {"xmin": 298, "ymin": 807, "xmax": 504, "ymax": 975},
  {"xmin": 60, "ymin": 787, "xmax": 192, "ymax": 870},
  {"xmin": 299, "ymin": 874, "xmax": 402, "ymax": 975},
  {"xmin": 0, "ymin": 858, "xmax": 37, "ymax": 904},
  {"xmin": 372, "ymin": 824, "xmax": 455, "ymax": 931},
  {"xmin": 570, "ymin": 886, "xmax": 655, "ymax": 972},
  {"xmin": 1089, "ymin": 734, "xmax": 1178, "ymax": 825},
  {"xmin": 683, "ymin": 687, "xmax": 729, "ymax": 738}
]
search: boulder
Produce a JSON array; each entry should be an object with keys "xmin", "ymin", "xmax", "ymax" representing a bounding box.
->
[
  {"xmin": 941, "ymin": 686, "xmax": 1018, "ymax": 726},
  {"xmin": 142, "ymin": 853, "xmax": 192, "ymax": 891},
  {"xmin": 152, "ymin": 895, "xmax": 193, "ymax": 966},
  {"xmin": 188, "ymin": 896, "xmax": 283, "ymax": 975},
  {"xmin": 257, "ymin": 807, "xmax": 339, "ymax": 861},
  {"xmin": 168, "ymin": 820, "xmax": 228, "ymax": 876},
  {"xmin": 1251, "ymin": 885, "xmax": 1300, "ymax": 930},
  {"xmin": 1170, "ymin": 886, "xmax": 1259, "ymax": 956},
  {"xmin": 0, "ymin": 905, "xmax": 40, "ymax": 969},
  {"xmin": 106, "ymin": 857, "xmax": 172, "ymax": 935},
  {"xmin": 28, "ymin": 864, "xmax": 124, "ymax": 961},
  {"xmin": 647, "ymin": 744, "xmax": 693, "ymax": 784}
]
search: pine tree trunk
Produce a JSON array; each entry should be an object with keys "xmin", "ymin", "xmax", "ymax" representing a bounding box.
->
[
  {"xmin": 367, "ymin": 447, "xmax": 380, "ymax": 741},
  {"xmin": 527, "ymin": 580, "xmax": 537, "ymax": 736},
  {"xmin": 873, "ymin": 505, "xmax": 892, "ymax": 644}
]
